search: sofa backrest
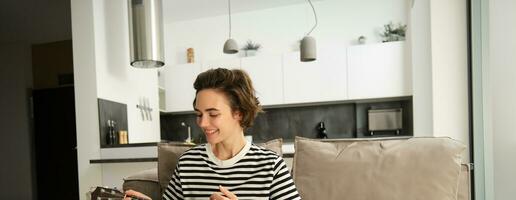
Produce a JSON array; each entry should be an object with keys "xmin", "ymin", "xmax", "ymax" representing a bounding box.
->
[
  {"xmin": 292, "ymin": 136, "xmax": 467, "ymax": 200},
  {"xmin": 157, "ymin": 138, "xmax": 283, "ymax": 193},
  {"xmin": 157, "ymin": 142, "xmax": 195, "ymax": 193}
]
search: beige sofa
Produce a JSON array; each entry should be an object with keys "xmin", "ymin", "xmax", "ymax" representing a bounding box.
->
[{"xmin": 123, "ymin": 137, "xmax": 470, "ymax": 200}]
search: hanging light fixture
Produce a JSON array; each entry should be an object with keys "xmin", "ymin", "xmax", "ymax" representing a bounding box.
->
[
  {"xmin": 300, "ymin": 0, "xmax": 318, "ymax": 62},
  {"xmin": 128, "ymin": 0, "xmax": 165, "ymax": 68},
  {"xmin": 223, "ymin": 0, "xmax": 238, "ymax": 54}
]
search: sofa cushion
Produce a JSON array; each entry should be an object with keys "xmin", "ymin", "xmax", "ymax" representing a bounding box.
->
[
  {"xmin": 257, "ymin": 138, "xmax": 283, "ymax": 155},
  {"xmin": 293, "ymin": 136, "xmax": 466, "ymax": 200},
  {"xmin": 157, "ymin": 138, "xmax": 283, "ymax": 193},
  {"xmin": 124, "ymin": 168, "xmax": 158, "ymax": 182},
  {"xmin": 123, "ymin": 168, "xmax": 161, "ymax": 200}
]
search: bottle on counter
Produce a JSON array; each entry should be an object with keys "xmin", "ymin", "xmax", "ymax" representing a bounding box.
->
[
  {"xmin": 106, "ymin": 120, "xmax": 113, "ymax": 145},
  {"xmin": 111, "ymin": 120, "xmax": 118, "ymax": 144}
]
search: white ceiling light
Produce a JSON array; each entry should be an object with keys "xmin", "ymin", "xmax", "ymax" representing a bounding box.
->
[
  {"xmin": 300, "ymin": 0, "xmax": 318, "ymax": 62},
  {"xmin": 223, "ymin": 0, "xmax": 239, "ymax": 54}
]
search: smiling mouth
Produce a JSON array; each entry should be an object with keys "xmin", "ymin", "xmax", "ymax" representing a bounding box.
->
[{"xmin": 204, "ymin": 129, "xmax": 219, "ymax": 136}]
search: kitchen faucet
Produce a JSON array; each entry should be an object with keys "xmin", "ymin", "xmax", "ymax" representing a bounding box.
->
[
  {"xmin": 317, "ymin": 121, "xmax": 329, "ymax": 139},
  {"xmin": 181, "ymin": 122, "xmax": 193, "ymax": 144}
]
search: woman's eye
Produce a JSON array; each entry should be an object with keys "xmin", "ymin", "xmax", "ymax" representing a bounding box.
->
[
  {"xmin": 195, "ymin": 114, "xmax": 202, "ymax": 118},
  {"xmin": 209, "ymin": 114, "xmax": 219, "ymax": 117}
]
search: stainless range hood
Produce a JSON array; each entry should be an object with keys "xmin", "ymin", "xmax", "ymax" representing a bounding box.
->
[{"xmin": 128, "ymin": 0, "xmax": 165, "ymax": 68}]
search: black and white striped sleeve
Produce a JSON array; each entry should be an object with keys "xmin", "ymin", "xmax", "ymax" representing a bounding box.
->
[
  {"xmin": 270, "ymin": 157, "xmax": 301, "ymax": 200},
  {"xmin": 162, "ymin": 164, "xmax": 183, "ymax": 200}
]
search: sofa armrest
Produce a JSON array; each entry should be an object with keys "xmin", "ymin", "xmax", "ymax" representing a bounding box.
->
[
  {"xmin": 457, "ymin": 164, "xmax": 471, "ymax": 200},
  {"xmin": 123, "ymin": 168, "xmax": 161, "ymax": 200}
]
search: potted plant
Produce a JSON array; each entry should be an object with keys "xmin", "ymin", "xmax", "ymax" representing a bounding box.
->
[
  {"xmin": 242, "ymin": 40, "xmax": 261, "ymax": 57},
  {"xmin": 380, "ymin": 22, "xmax": 407, "ymax": 42}
]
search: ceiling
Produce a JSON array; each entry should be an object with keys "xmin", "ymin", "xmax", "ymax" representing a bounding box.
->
[
  {"xmin": 163, "ymin": 0, "xmax": 322, "ymax": 23},
  {"xmin": 0, "ymin": 0, "xmax": 71, "ymax": 44},
  {"xmin": 0, "ymin": 0, "xmax": 322, "ymax": 44}
]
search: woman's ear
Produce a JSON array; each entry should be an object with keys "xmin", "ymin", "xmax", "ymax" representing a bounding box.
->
[{"xmin": 232, "ymin": 110, "xmax": 243, "ymax": 121}]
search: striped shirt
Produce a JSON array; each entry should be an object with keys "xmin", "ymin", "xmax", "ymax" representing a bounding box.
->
[{"xmin": 163, "ymin": 141, "xmax": 301, "ymax": 200}]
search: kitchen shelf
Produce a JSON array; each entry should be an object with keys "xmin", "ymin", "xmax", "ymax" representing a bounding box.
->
[
  {"xmin": 90, "ymin": 157, "xmax": 157, "ymax": 164},
  {"xmin": 100, "ymin": 142, "xmax": 157, "ymax": 148}
]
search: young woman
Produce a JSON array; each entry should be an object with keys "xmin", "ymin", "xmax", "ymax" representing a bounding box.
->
[{"xmin": 126, "ymin": 68, "xmax": 300, "ymax": 200}]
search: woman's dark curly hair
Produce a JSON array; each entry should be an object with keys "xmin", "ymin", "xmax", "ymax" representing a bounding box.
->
[{"xmin": 193, "ymin": 68, "xmax": 263, "ymax": 128}]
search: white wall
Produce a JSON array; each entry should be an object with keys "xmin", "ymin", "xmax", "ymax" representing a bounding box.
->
[
  {"xmin": 93, "ymin": 0, "xmax": 160, "ymax": 143},
  {"xmin": 71, "ymin": 0, "xmax": 102, "ymax": 198},
  {"xmin": 488, "ymin": 0, "xmax": 516, "ymax": 199},
  {"xmin": 410, "ymin": 0, "xmax": 433, "ymax": 137},
  {"xmin": 72, "ymin": 0, "xmax": 161, "ymax": 198},
  {"xmin": 0, "ymin": 43, "xmax": 34, "ymax": 199},
  {"xmin": 165, "ymin": 0, "xmax": 409, "ymax": 66},
  {"xmin": 429, "ymin": 0, "xmax": 470, "ymax": 161},
  {"xmin": 410, "ymin": 0, "xmax": 470, "ymax": 162}
]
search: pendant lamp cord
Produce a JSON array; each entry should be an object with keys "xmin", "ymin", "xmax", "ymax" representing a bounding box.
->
[
  {"xmin": 306, "ymin": 0, "xmax": 318, "ymax": 36},
  {"xmin": 228, "ymin": 0, "xmax": 232, "ymax": 38}
]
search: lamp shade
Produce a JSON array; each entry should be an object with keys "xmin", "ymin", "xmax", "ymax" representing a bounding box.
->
[
  {"xmin": 128, "ymin": 0, "xmax": 165, "ymax": 68},
  {"xmin": 300, "ymin": 36, "xmax": 316, "ymax": 62},
  {"xmin": 223, "ymin": 38, "xmax": 239, "ymax": 54}
]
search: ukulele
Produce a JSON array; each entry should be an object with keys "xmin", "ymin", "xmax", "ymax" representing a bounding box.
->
[{"xmin": 90, "ymin": 186, "xmax": 149, "ymax": 200}]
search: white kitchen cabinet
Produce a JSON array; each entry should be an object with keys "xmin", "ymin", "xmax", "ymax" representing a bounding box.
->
[
  {"xmin": 346, "ymin": 41, "xmax": 411, "ymax": 99},
  {"xmin": 241, "ymin": 54, "xmax": 284, "ymax": 105},
  {"xmin": 201, "ymin": 57, "xmax": 241, "ymax": 71},
  {"xmin": 164, "ymin": 42, "xmax": 410, "ymax": 112},
  {"xmin": 282, "ymin": 48, "xmax": 348, "ymax": 104},
  {"xmin": 157, "ymin": 69, "xmax": 166, "ymax": 111},
  {"xmin": 164, "ymin": 63, "xmax": 202, "ymax": 112}
]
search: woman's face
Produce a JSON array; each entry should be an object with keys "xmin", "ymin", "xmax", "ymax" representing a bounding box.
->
[{"xmin": 194, "ymin": 89, "xmax": 243, "ymax": 144}]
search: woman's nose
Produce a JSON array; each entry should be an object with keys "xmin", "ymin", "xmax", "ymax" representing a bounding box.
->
[{"xmin": 197, "ymin": 115, "xmax": 209, "ymax": 127}]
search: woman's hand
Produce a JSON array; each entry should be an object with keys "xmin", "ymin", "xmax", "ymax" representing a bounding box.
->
[
  {"xmin": 124, "ymin": 189, "xmax": 152, "ymax": 200},
  {"xmin": 209, "ymin": 185, "xmax": 238, "ymax": 200}
]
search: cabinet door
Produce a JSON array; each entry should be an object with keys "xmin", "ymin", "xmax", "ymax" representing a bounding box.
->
[
  {"xmin": 201, "ymin": 57, "xmax": 241, "ymax": 71},
  {"xmin": 164, "ymin": 63, "xmax": 201, "ymax": 112},
  {"xmin": 282, "ymin": 49, "xmax": 347, "ymax": 104},
  {"xmin": 241, "ymin": 55, "xmax": 284, "ymax": 105},
  {"xmin": 347, "ymin": 41, "xmax": 411, "ymax": 99}
]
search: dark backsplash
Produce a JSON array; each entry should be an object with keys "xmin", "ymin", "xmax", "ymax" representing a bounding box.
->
[
  {"xmin": 161, "ymin": 98, "xmax": 413, "ymax": 143},
  {"xmin": 98, "ymin": 98, "xmax": 128, "ymax": 146}
]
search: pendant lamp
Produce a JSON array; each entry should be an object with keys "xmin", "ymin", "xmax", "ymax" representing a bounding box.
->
[
  {"xmin": 300, "ymin": 0, "xmax": 318, "ymax": 62},
  {"xmin": 223, "ymin": 0, "xmax": 238, "ymax": 54},
  {"xmin": 128, "ymin": 0, "xmax": 165, "ymax": 68}
]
